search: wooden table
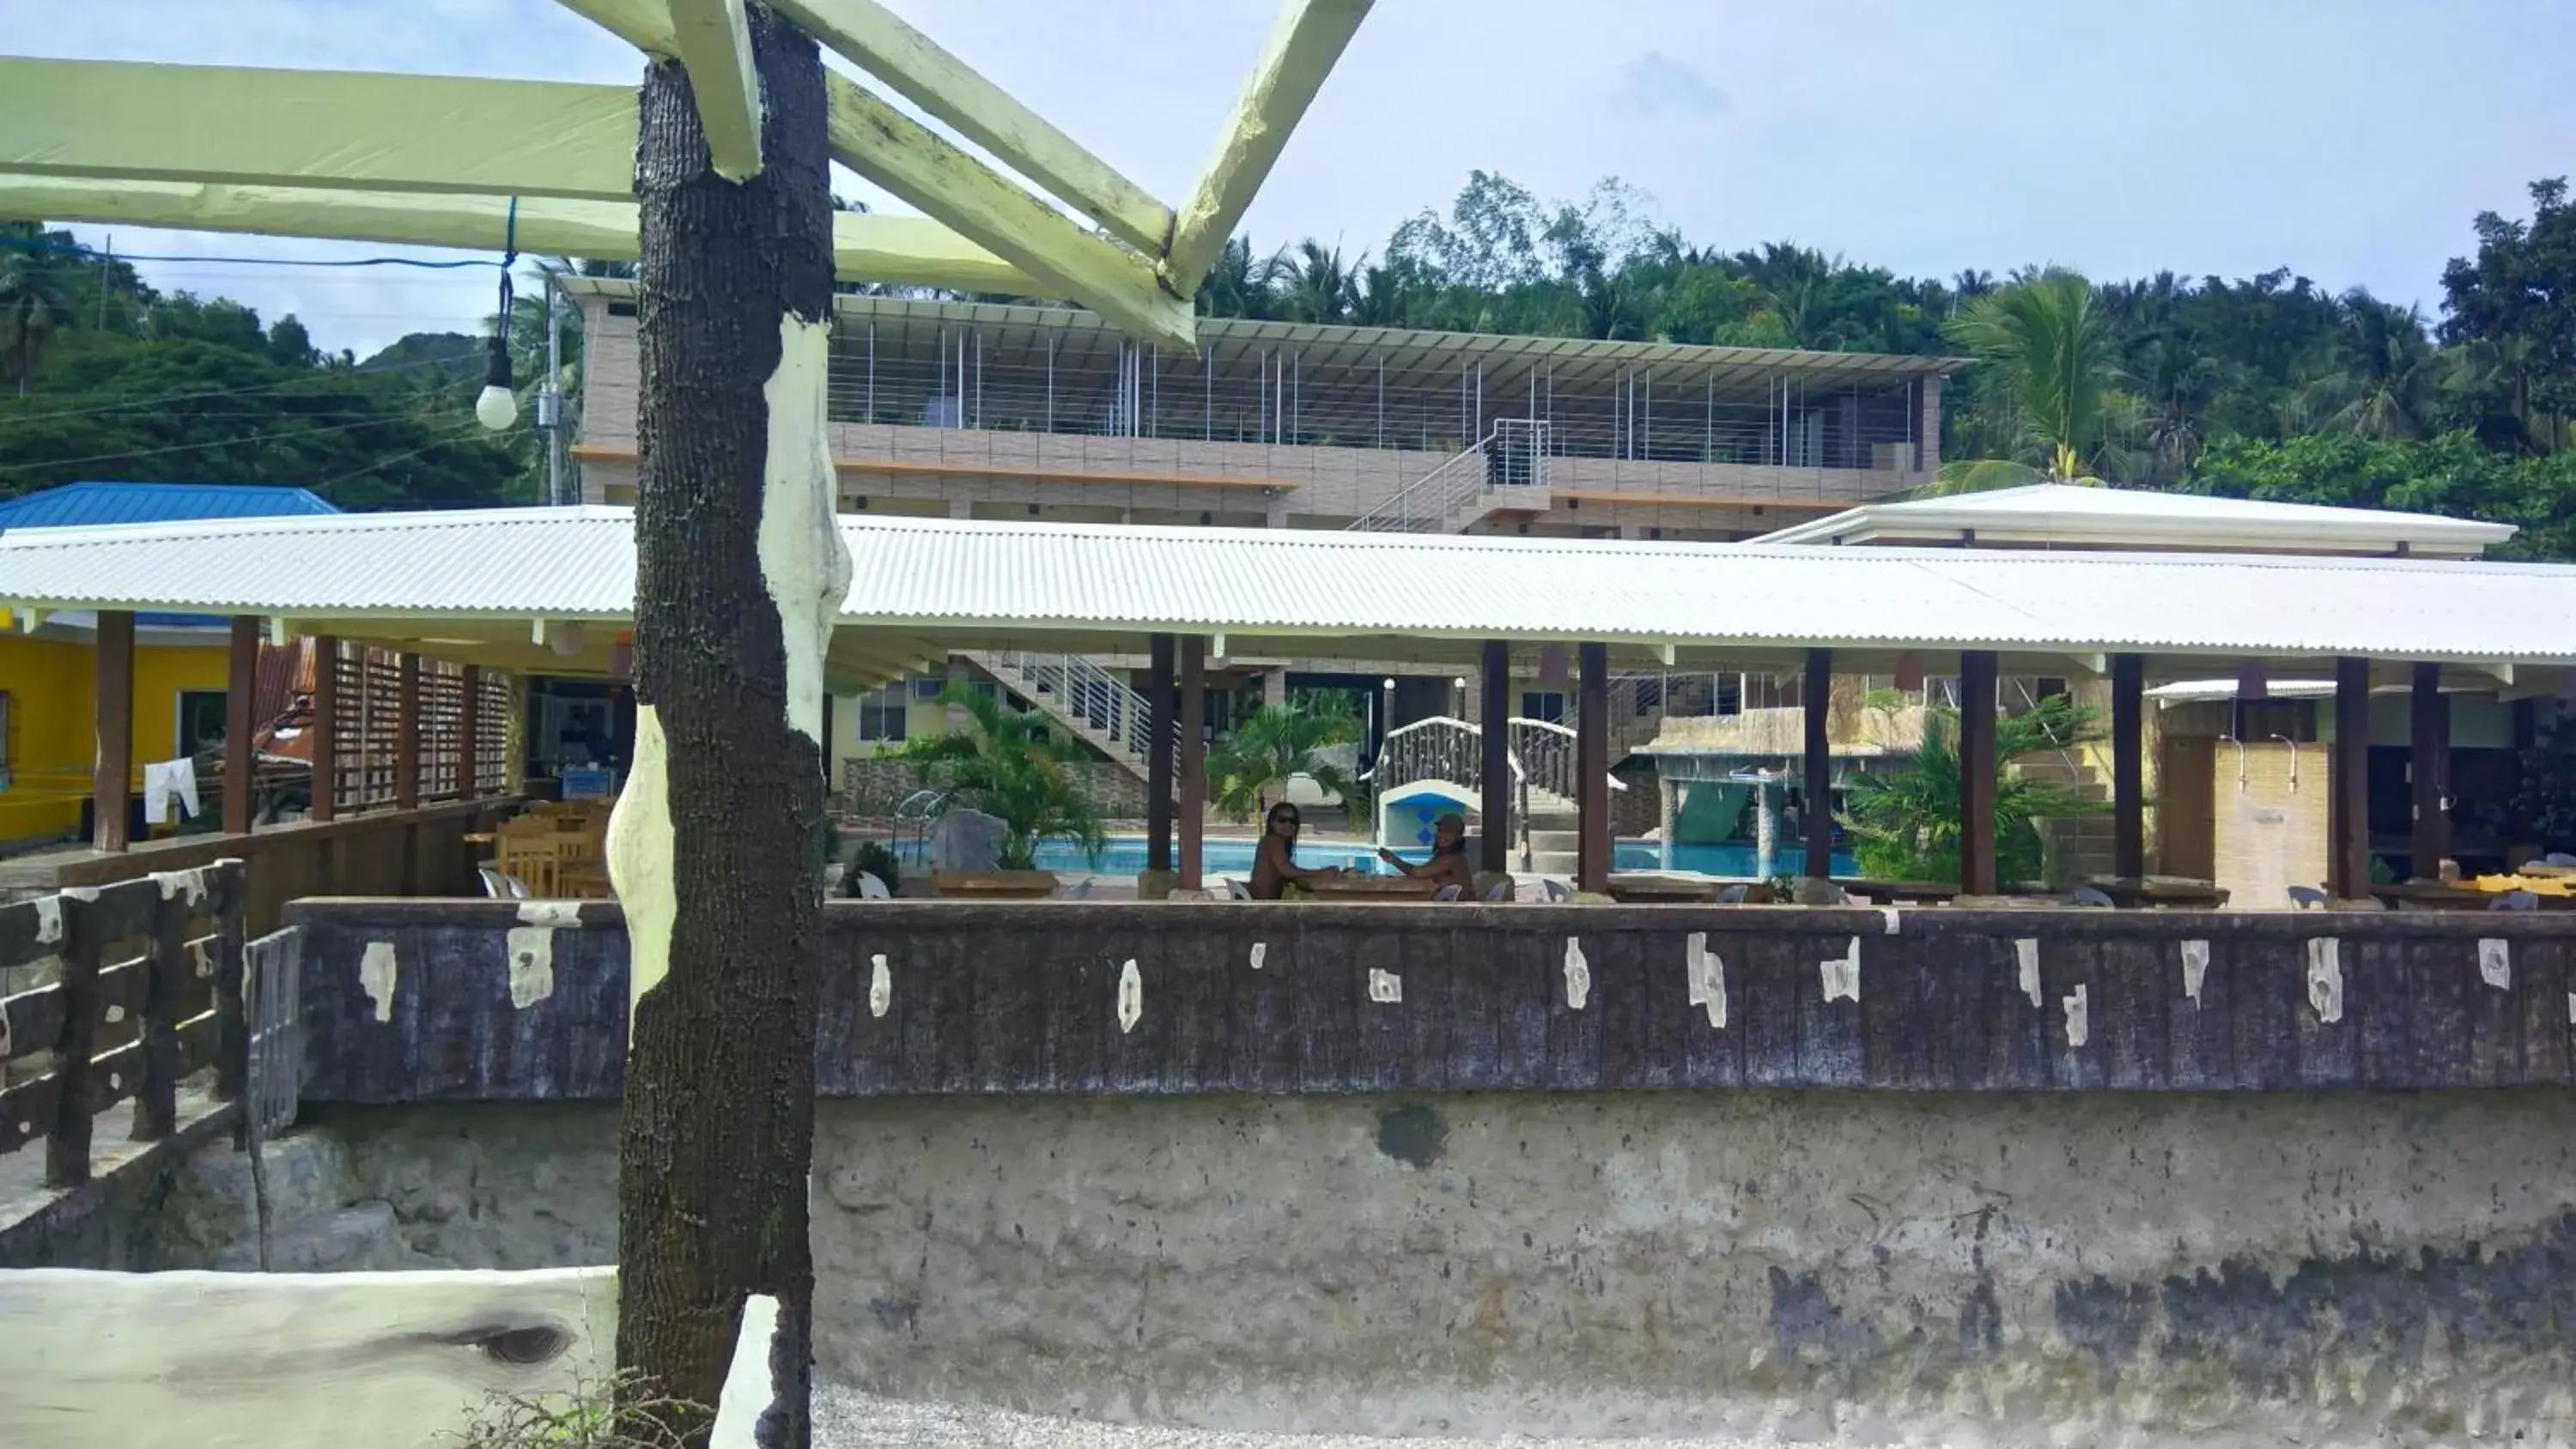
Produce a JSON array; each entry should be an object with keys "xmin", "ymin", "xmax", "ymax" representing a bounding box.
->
[
  {"xmin": 2083, "ymin": 876, "xmax": 2232, "ymax": 909},
  {"xmin": 1296, "ymin": 875, "xmax": 1443, "ymax": 901},
  {"xmin": 2370, "ymin": 882, "xmax": 2496, "ymax": 911},
  {"xmin": 1606, "ymin": 874, "xmax": 1727, "ymax": 905},
  {"xmin": 930, "ymin": 871, "xmax": 1064, "ymax": 900},
  {"xmin": 1834, "ymin": 878, "xmax": 1959, "ymax": 905}
]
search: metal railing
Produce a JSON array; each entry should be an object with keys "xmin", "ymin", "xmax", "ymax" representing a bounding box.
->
[
  {"xmin": 983, "ymin": 651, "xmax": 1158, "ymax": 763},
  {"xmin": 246, "ymin": 924, "xmax": 305, "ymax": 1140},
  {"xmin": 1346, "ymin": 418, "xmax": 1552, "ymax": 533}
]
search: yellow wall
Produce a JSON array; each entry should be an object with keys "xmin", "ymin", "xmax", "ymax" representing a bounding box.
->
[{"xmin": 0, "ymin": 633, "xmax": 232, "ymax": 843}]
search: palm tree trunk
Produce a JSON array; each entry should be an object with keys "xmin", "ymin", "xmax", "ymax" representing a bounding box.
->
[{"xmin": 611, "ymin": 9, "xmax": 846, "ymax": 1445}]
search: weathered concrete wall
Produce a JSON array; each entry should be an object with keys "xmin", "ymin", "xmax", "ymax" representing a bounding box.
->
[{"xmin": 117, "ymin": 1092, "xmax": 2576, "ymax": 1446}]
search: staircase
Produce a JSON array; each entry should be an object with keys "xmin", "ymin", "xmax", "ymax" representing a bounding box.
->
[
  {"xmin": 1346, "ymin": 419, "xmax": 1552, "ymax": 533},
  {"xmin": 2014, "ymin": 750, "xmax": 2118, "ymax": 888},
  {"xmin": 964, "ymin": 651, "xmax": 1157, "ymax": 783},
  {"xmin": 1362, "ymin": 715, "xmax": 1622, "ymax": 873}
]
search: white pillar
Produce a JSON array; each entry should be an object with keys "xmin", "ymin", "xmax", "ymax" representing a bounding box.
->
[
  {"xmin": 1658, "ymin": 774, "xmax": 1678, "ymax": 870},
  {"xmin": 1264, "ymin": 669, "xmax": 1288, "ymax": 707},
  {"xmin": 1754, "ymin": 779, "xmax": 1777, "ymax": 880}
]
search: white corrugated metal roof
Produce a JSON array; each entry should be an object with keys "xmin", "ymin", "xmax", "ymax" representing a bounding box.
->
[
  {"xmin": 1749, "ymin": 482, "xmax": 2516, "ymax": 554},
  {"xmin": 5, "ymin": 506, "xmax": 2576, "ymax": 668}
]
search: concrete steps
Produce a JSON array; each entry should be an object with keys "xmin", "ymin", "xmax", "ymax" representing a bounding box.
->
[{"xmin": 161, "ymin": 1129, "xmax": 432, "ymax": 1272}]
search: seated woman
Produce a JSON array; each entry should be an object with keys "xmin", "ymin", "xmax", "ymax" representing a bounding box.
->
[
  {"xmin": 1380, "ymin": 813, "xmax": 1479, "ymax": 897},
  {"xmin": 1250, "ymin": 802, "xmax": 1343, "ymax": 900}
]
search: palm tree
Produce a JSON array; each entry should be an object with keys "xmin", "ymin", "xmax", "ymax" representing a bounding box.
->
[
  {"xmin": 1927, "ymin": 270, "xmax": 2122, "ymax": 494},
  {"xmin": 1206, "ymin": 699, "xmax": 1359, "ymax": 822},
  {"xmin": 2324, "ymin": 292, "xmax": 2440, "ymax": 440},
  {"xmin": 0, "ymin": 244, "xmax": 73, "ymax": 395},
  {"xmin": 1279, "ymin": 240, "xmax": 1359, "ymax": 323},
  {"xmin": 1840, "ymin": 694, "xmax": 2106, "ymax": 886},
  {"xmin": 898, "ymin": 687, "xmax": 1104, "ymax": 870}
]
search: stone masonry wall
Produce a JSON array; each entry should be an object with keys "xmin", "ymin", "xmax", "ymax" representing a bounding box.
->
[{"xmin": 92, "ymin": 1090, "xmax": 2576, "ymax": 1446}]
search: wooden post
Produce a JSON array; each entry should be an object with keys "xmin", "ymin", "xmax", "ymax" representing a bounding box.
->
[
  {"xmin": 2111, "ymin": 653, "xmax": 2145, "ymax": 880},
  {"xmin": 211, "ymin": 860, "xmax": 248, "ymax": 1116},
  {"xmin": 1145, "ymin": 633, "xmax": 1176, "ymax": 874},
  {"xmin": 1958, "ymin": 650, "xmax": 1999, "ymax": 895},
  {"xmin": 223, "ymin": 616, "xmax": 258, "ymax": 834},
  {"xmin": 309, "ymin": 636, "xmax": 338, "ymax": 823},
  {"xmin": 2332, "ymin": 655, "xmax": 2372, "ymax": 898},
  {"xmin": 1480, "ymin": 640, "xmax": 1510, "ymax": 873},
  {"xmin": 457, "ymin": 664, "xmax": 481, "ymax": 798},
  {"xmin": 1577, "ymin": 642, "xmax": 1610, "ymax": 894},
  {"xmin": 394, "ymin": 653, "xmax": 422, "ymax": 810},
  {"xmin": 1178, "ymin": 636, "xmax": 1207, "ymax": 893},
  {"xmin": 1802, "ymin": 648, "xmax": 1833, "ymax": 881},
  {"xmin": 132, "ymin": 888, "xmax": 185, "ymax": 1142},
  {"xmin": 2409, "ymin": 663, "xmax": 2450, "ymax": 880},
  {"xmin": 93, "ymin": 609, "xmax": 135, "ymax": 852},
  {"xmin": 43, "ymin": 891, "xmax": 100, "ymax": 1189}
]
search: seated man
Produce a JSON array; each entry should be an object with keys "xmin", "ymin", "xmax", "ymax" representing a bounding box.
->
[
  {"xmin": 1250, "ymin": 802, "xmax": 1344, "ymax": 900},
  {"xmin": 1380, "ymin": 812, "xmax": 1478, "ymax": 897}
]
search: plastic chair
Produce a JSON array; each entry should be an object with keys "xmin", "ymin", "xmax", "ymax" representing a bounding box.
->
[
  {"xmin": 2543, "ymin": 853, "xmax": 2576, "ymax": 867},
  {"xmin": 1431, "ymin": 882, "xmax": 1465, "ymax": 901},
  {"xmin": 2491, "ymin": 889, "xmax": 2540, "ymax": 912},
  {"xmin": 478, "ymin": 867, "xmax": 512, "ymax": 899},
  {"xmin": 1715, "ymin": 883, "xmax": 1749, "ymax": 905},
  {"xmin": 1483, "ymin": 881, "xmax": 1513, "ymax": 902},
  {"xmin": 1061, "ymin": 877, "xmax": 1093, "ymax": 900},
  {"xmin": 1225, "ymin": 878, "xmax": 1255, "ymax": 901},
  {"xmin": 855, "ymin": 871, "xmax": 892, "ymax": 900},
  {"xmin": 2069, "ymin": 885, "xmax": 2117, "ymax": 908},
  {"xmin": 1540, "ymin": 879, "xmax": 1572, "ymax": 904},
  {"xmin": 2287, "ymin": 885, "xmax": 2329, "ymax": 910}
]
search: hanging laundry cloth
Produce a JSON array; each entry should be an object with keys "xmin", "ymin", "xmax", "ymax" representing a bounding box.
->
[{"xmin": 143, "ymin": 758, "xmax": 201, "ymax": 825}]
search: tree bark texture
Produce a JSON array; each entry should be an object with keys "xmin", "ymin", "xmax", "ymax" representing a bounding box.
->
[{"xmin": 610, "ymin": 9, "xmax": 845, "ymax": 1446}]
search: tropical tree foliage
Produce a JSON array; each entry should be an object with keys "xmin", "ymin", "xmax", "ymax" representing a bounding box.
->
[
  {"xmin": 1840, "ymin": 695, "xmax": 2106, "ymax": 886},
  {"xmin": 897, "ymin": 686, "xmax": 1104, "ymax": 870},
  {"xmin": 1206, "ymin": 696, "xmax": 1360, "ymax": 822}
]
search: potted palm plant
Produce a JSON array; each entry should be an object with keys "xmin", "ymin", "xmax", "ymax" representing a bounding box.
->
[
  {"xmin": 1206, "ymin": 695, "xmax": 1361, "ymax": 823},
  {"xmin": 1840, "ymin": 694, "xmax": 2106, "ymax": 888},
  {"xmin": 897, "ymin": 686, "xmax": 1103, "ymax": 897}
]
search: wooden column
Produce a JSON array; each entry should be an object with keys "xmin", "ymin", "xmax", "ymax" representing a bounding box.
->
[
  {"xmin": 456, "ymin": 664, "xmax": 481, "ymax": 799},
  {"xmin": 2409, "ymin": 663, "xmax": 2450, "ymax": 880},
  {"xmin": 1958, "ymin": 650, "xmax": 1998, "ymax": 894},
  {"xmin": 394, "ymin": 653, "xmax": 422, "ymax": 809},
  {"xmin": 92, "ymin": 609, "xmax": 135, "ymax": 852},
  {"xmin": 308, "ymin": 636, "xmax": 338, "ymax": 823},
  {"xmin": 1802, "ymin": 648, "xmax": 1833, "ymax": 880},
  {"xmin": 2331, "ymin": 656, "xmax": 2372, "ymax": 898},
  {"xmin": 2111, "ymin": 653, "xmax": 2145, "ymax": 879},
  {"xmin": 1145, "ymin": 633, "xmax": 1176, "ymax": 875},
  {"xmin": 222, "ymin": 617, "xmax": 258, "ymax": 834},
  {"xmin": 1177, "ymin": 635, "xmax": 1207, "ymax": 893},
  {"xmin": 1480, "ymin": 640, "xmax": 1510, "ymax": 872},
  {"xmin": 1577, "ymin": 642, "xmax": 1611, "ymax": 893}
]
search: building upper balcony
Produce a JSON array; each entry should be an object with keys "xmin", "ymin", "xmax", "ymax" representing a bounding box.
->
[{"xmin": 568, "ymin": 282, "xmax": 1959, "ymax": 539}]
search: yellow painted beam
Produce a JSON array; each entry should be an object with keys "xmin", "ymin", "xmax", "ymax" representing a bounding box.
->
[
  {"xmin": 1165, "ymin": 0, "xmax": 1373, "ymax": 291},
  {"xmin": 551, "ymin": 0, "xmax": 678, "ymax": 54},
  {"xmin": 0, "ymin": 174, "xmax": 1045, "ymax": 295},
  {"xmin": 668, "ymin": 0, "xmax": 766, "ymax": 180},
  {"xmin": 823, "ymin": 75, "xmax": 1194, "ymax": 349},
  {"xmin": 0, "ymin": 58, "xmax": 637, "ymax": 201},
  {"xmin": 772, "ymin": 0, "xmax": 1171, "ymax": 254}
]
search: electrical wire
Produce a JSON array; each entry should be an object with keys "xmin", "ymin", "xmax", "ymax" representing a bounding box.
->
[
  {"xmin": 0, "ymin": 352, "xmax": 501, "ymax": 425},
  {"xmin": 0, "ymin": 408, "xmax": 510, "ymax": 475},
  {"xmin": 1, "ymin": 232, "xmax": 504, "ymax": 272}
]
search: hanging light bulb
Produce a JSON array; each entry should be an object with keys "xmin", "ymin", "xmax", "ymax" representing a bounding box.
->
[{"xmin": 476, "ymin": 229, "xmax": 519, "ymax": 432}]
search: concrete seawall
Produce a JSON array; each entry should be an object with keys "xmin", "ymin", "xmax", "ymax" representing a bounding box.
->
[{"xmin": 149, "ymin": 1089, "xmax": 2576, "ymax": 1446}]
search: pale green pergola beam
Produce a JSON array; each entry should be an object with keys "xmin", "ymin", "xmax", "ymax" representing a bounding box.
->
[
  {"xmin": 0, "ymin": 58, "xmax": 639, "ymax": 202},
  {"xmin": 771, "ymin": 0, "xmax": 1172, "ymax": 255},
  {"xmin": 1164, "ymin": 0, "xmax": 1374, "ymax": 292},
  {"xmin": 823, "ymin": 76, "xmax": 1194, "ymax": 350},
  {"xmin": 552, "ymin": 0, "xmax": 681, "ymax": 54},
  {"xmin": 667, "ymin": 0, "xmax": 765, "ymax": 180},
  {"xmin": 0, "ymin": 174, "xmax": 1045, "ymax": 295}
]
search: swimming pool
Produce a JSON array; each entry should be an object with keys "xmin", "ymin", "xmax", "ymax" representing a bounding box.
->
[{"xmin": 896, "ymin": 835, "xmax": 1855, "ymax": 879}]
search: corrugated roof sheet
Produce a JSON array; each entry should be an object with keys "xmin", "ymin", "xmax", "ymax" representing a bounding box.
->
[
  {"xmin": 1751, "ymin": 482, "xmax": 2515, "ymax": 552},
  {"xmin": 7, "ymin": 506, "xmax": 2576, "ymax": 667},
  {"xmin": 0, "ymin": 481, "xmax": 341, "ymax": 530}
]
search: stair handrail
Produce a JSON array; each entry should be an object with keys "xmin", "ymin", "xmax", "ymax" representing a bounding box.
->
[
  {"xmin": 1345, "ymin": 418, "xmax": 1552, "ymax": 533},
  {"xmin": 987, "ymin": 649, "xmax": 1158, "ymax": 762}
]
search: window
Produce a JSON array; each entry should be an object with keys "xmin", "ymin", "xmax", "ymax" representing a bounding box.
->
[
  {"xmin": 858, "ymin": 685, "xmax": 908, "ymax": 743},
  {"xmin": 911, "ymin": 674, "xmax": 946, "ymax": 700},
  {"xmin": 1520, "ymin": 690, "xmax": 1565, "ymax": 723},
  {"xmin": 177, "ymin": 690, "xmax": 228, "ymax": 760}
]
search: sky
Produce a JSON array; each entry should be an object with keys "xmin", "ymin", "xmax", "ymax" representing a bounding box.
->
[{"xmin": 5, "ymin": 0, "xmax": 2573, "ymax": 357}]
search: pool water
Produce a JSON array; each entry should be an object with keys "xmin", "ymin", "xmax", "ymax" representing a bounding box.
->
[{"xmin": 897, "ymin": 835, "xmax": 1855, "ymax": 879}]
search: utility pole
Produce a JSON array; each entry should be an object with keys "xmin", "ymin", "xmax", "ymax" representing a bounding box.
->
[{"xmin": 540, "ymin": 271, "xmax": 564, "ymax": 506}]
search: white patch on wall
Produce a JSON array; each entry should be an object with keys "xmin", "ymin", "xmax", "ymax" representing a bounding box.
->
[
  {"xmin": 148, "ymin": 869, "xmax": 206, "ymax": 908},
  {"xmin": 2063, "ymin": 983, "xmax": 2089, "ymax": 1047},
  {"xmin": 1249, "ymin": 942, "xmax": 1267, "ymax": 971},
  {"xmin": 515, "ymin": 900, "xmax": 583, "ymax": 929},
  {"xmin": 1684, "ymin": 931, "xmax": 1726, "ymax": 1029},
  {"xmin": 868, "ymin": 954, "xmax": 892, "ymax": 1018},
  {"xmin": 1819, "ymin": 937, "xmax": 1861, "ymax": 1004},
  {"xmin": 2567, "ymin": 991, "xmax": 2575, "ymax": 1026},
  {"xmin": 2179, "ymin": 939, "xmax": 2209, "ymax": 1005},
  {"xmin": 2478, "ymin": 937, "xmax": 2511, "ymax": 991},
  {"xmin": 2015, "ymin": 937, "xmax": 2042, "ymax": 1007},
  {"xmin": 1368, "ymin": 967, "xmax": 1402, "ymax": 1004},
  {"xmin": 502, "ymin": 926, "xmax": 556, "ymax": 1009},
  {"xmin": 105, "ymin": 1004, "xmax": 125, "ymax": 1025},
  {"xmin": 2306, "ymin": 938, "xmax": 2343, "ymax": 1023},
  {"xmin": 33, "ymin": 895, "xmax": 62, "ymax": 946},
  {"xmin": 758, "ymin": 315, "xmax": 856, "ymax": 747},
  {"xmin": 711, "ymin": 1292, "xmax": 785, "ymax": 1449},
  {"xmin": 1563, "ymin": 937, "xmax": 1591, "ymax": 1010},
  {"xmin": 0, "ymin": 1005, "xmax": 10, "ymax": 1058},
  {"xmin": 188, "ymin": 939, "xmax": 213, "ymax": 981},
  {"xmin": 608, "ymin": 704, "xmax": 677, "ymax": 1049},
  {"xmin": 358, "ymin": 941, "xmax": 398, "ymax": 1024},
  {"xmin": 1880, "ymin": 907, "xmax": 1901, "ymax": 936},
  {"xmin": 1116, "ymin": 959, "xmax": 1143, "ymax": 1034}
]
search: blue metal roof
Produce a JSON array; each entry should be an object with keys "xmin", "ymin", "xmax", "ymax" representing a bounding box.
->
[{"xmin": 0, "ymin": 481, "xmax": 340, "ymax": 531}]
